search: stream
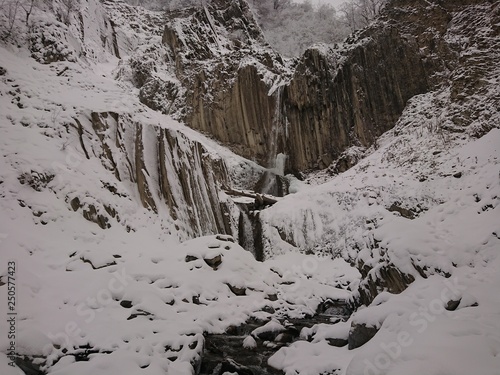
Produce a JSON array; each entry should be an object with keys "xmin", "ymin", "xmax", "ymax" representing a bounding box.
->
[{"xmin": 199, "ymin": 300, "xmax": 352, "ymax": 375}]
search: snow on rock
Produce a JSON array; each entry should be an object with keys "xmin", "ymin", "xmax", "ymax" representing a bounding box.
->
[
  {"xmin": 268, "ymin": 339, "xmax": 354, "ymax": 375},
  {"xmin": 251, "ymin": 319, "xmax": 285, "ymax": 339},
  {"xmin": 242, "ymin": 335, "xmax": 257, "ymax": 349},
  {"xmin": 260, "ymin": 76, "xmax": 500, "ymax": 375},
  {"xmin": 1, "ymin": 0, "xmax": 499, "ymax": 374}
]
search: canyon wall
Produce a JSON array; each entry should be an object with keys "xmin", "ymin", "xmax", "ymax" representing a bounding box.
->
[
  {"xmin": 159, "ymin": 0, "xmax": 289, "ymax": 167},
  {"xmin": 76, "ymin": 111, "xmax": 235, "ymax": 239},
  {"xmin": 152, "ymin": 0, "xmax": 496, "ymax": 174}
]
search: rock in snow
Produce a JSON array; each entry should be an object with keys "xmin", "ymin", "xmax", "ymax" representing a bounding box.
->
[{"xmin": 0, "ymin": 0, "xmax": 499, "ymax": 374}]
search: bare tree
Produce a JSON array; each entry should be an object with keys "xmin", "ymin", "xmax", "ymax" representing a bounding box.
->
[
  {"xmin": 1, "ymin": 0, "xmax": 21, "ymax": 40},
  {"xmin": 20, "ymin": 0, "xmax": 37, "ymax": 26},
  {"xmin": 340, "ymin": 0, "xmax": 386, "ymax": 32},
  {"xmin": 357, "ymin": 0, "xmax": 385, "ymax": 26}
]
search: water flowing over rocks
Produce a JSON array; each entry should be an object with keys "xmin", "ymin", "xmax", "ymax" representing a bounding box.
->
[{"xmin": 200, "ymin": 299, "xmax": 352, "ymax": 375}]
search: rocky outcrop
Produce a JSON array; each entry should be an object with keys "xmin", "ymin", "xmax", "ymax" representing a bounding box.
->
[
  {"xmin": 76, "ymin": 111, "xmax": 235, "ymax": 239},
  {"xmin": 158, "ymin": 0, "xmax": 290, "ymax": 167},
  {"xmin": 158, "ymin": 0, "xmax": 435, "ymax": 172},
  {"xmin": 356, "ymin": 261, "xmax": 416, "ymax": 307},
  {"xmin": 348, "ymin": 323, "xmax": 379, "ymax": 350},
  {"xmin": 150, "ymin": 0, "xmax": 499, "ymax": 175},
  {"xmin": 283, "ymin": 27, "xmax": 430, "ymax": 171},
  {"xmin": 292, "ymin": 0, "xmax": 499, "ymax": 171}
]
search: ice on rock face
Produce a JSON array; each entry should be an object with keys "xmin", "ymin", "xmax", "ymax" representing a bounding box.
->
[
  {"xmin": 1, "ymin": 0, "xmax": 500, "ymax": 374},
  {"xmin": 274, "ymin": 153, "xmax": 287, "ymax": 177}
]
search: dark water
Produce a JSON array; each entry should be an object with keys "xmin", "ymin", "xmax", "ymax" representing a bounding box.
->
[{"xmin": 199, "ymin": 300, "xmax": 352, "ymax": 375}]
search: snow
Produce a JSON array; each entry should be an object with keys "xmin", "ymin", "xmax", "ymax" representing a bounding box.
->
[
  {"xmin": 259, "ymin": 91, "xmax": 500, "ymax": 374},
  {"xmin": 269, "ymin": 340, "xmax": 355, "ymax": 375},
  {"xmin": 242, "ymin": 335, "xmax": 257, "ymax": 349},
  {"xmin": 1, "ymin": 0, "xmax": 500, "ymax": 375},
  {"xmin": 0, "ymin": 23, "xmax": 357, "ymax": 371},
  {"xmin": 0, "ymin": 353, "xmax": 24, "ymax": 375},
  {"xmin": 251, "ymin": 319, "xmax": 286, "ymax": 338}
]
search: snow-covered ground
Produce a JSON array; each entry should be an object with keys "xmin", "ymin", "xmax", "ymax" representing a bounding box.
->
[
  {"xmin": 263, "ymin": 117, "xmax": 500, "ymax": 374},
  {"xmin": 1, "ymin": 0, "xmax": 500, "ymax": 374},
  {"xmin": 0, "ymin": 1, "xmax": 358, "ymax": 374}
]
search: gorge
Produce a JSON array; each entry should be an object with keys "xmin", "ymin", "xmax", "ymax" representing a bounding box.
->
[{"xmin": 0, "ymin": 0, "xmax": 499, "ymax": 374}]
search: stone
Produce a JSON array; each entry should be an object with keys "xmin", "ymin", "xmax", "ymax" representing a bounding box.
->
[
  {"xmin": 15, "ymin": 356, "xmax": 45, "ymax": 375},
  {"xmin": 120, "ymin": 300, "xmax": 133, "ymax": 308},
  {"xmin": 127, "ymin": 309, "xmax": 153, "ymax": 320},
  {"xmin": 216, "ymin": 234, "xmax": 235, "ymax": 242},
  {"xmin": 388, "ymin": 202, "xmax": 416, "ymax": 219},
  {"xmin": 185, "ymin": 255, "xmax": 198, "ymax": 262},
  {"xmin": 266, "ymin": 293, "xmax": 278, "ymax": 302},
  {"xmin": 80, "ymin": 257, "xmax": 116, "ymax": 270},
  {"xmin": 348, "ymin": 323, "xmax": 380, "ymax": 350},
  {"xmin": 445, "ymin": 299, "xmax": 461, "ymax": 311},
  {"xmin": 204, "ymin": 254, "xmax": 222, "ymax": 270},
  {"xmin": 327, "ymin": 338, "xmax": 348, "ymax": 347},
  {"xmin": 226, "ymin": 283, "xmax": 246, "ymax": 296}
]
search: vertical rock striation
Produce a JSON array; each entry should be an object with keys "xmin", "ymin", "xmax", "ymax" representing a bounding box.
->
[
  {"xmin": 81, "ymin": 112, "xmax": 235, "ymax": 239},
  {"xmin": 283, "ymin": 28, "xmax": 430, "ymax": 171},
  {"xmin": 149, "ymin": 0, "xmax": 497, "ymax": 174},
  {"xmin": 159, "ymin": 0, "xmax": 290, "ymax": 167}
]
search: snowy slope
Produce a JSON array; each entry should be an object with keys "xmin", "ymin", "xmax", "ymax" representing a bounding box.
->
[
  {"xmin": 1, "ymin": 0, "xmax": 500, "ymax": 375},
  {"xmin": 0, "ymin": 1, "xmax": 358, "ymax": 374},
  {"xmin": 261, "ymin": 90, "xmax": 500, "ymax": 374}
]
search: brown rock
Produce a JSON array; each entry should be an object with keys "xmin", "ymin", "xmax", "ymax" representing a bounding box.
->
[{"xmin": 204, "ymin": 254, "xmax": 222, "ymax": 270}]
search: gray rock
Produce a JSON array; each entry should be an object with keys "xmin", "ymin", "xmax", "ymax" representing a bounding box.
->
[
  {"xmin": 445, "ymin": 299, "xmax": 461, "ymax": 311},
  {"xmin": 348, "ymin": 323, "xmax": 379, "ymax": 350},
  {"xmin": 226, "ymin": 283, "xmax": 246, "ymax": 296}
]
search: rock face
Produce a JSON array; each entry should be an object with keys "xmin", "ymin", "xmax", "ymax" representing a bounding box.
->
[
  {"xmin": 356, "ymin": 261, "xmax": 416, "ymax": 307},
  {"xmin": 112, "ymin": 0, "xmax": 500, "ymax": 263},
  {"xmin": 78, "ymin": 111, "xmax": 234, "ymax": 238},
  {"xmin": 151, "ymin": 0, "xmax": 499, "ymax": 174},
  {"xmin": 159, "ymin": 0, "xmax": 290, "ymax": 167},
  {"xmin": 283, "ymin": 29, "xmax": 429, "ymax": 171}
]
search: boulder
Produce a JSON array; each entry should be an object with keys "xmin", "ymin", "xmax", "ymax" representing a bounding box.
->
[{"xmin": 348, "ymin": 323, "xmax": 380, "ymax": 350}]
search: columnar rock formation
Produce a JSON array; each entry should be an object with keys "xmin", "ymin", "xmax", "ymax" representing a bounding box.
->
[
  {"xmin": 145, "ymin": 0, "xmax": 497, "ymax": 175},
  {"xmin": 159, "ymin": 0, "xmax": 290, "ymax": 167},
  {"xmin": 283, "ymin": 31, "xmax": 430, "ymax": 171},
  {"xmin": 106, "ymin": 0, "xmax": 500, "ymax": 267},
  {"xmin": 78, "ymin": 111, "xmax": 235, "ymax": 239}
]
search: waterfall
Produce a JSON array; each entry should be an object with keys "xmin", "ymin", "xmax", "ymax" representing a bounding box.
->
[
  {"xmin": 237, "ymin": 205, "xmax": 263, "ymax": 261},
  {"xmin": 259, "ymin": 84, "xmax": 289, "ymax": 196}
]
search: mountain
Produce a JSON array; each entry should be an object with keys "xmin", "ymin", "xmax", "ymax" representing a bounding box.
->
[{"xmin": 0, "ymin": 0, "xmax": 499, "ymax": 374}]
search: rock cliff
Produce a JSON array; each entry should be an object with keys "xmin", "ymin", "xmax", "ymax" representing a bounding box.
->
[
  {"xmin": 79, "ymin": 111, "xmax": 235, "ymax": 239},
  {"xmin": 159, "ymin": 0, "xmax": 290, "ymax": 167},
  {"xmin": 145, "ymin": 0, "xmax": 498, "ymax": 175},
  {"xmin": 259, "ymin": 0, "xmax": 500, "ymax": 305}
]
